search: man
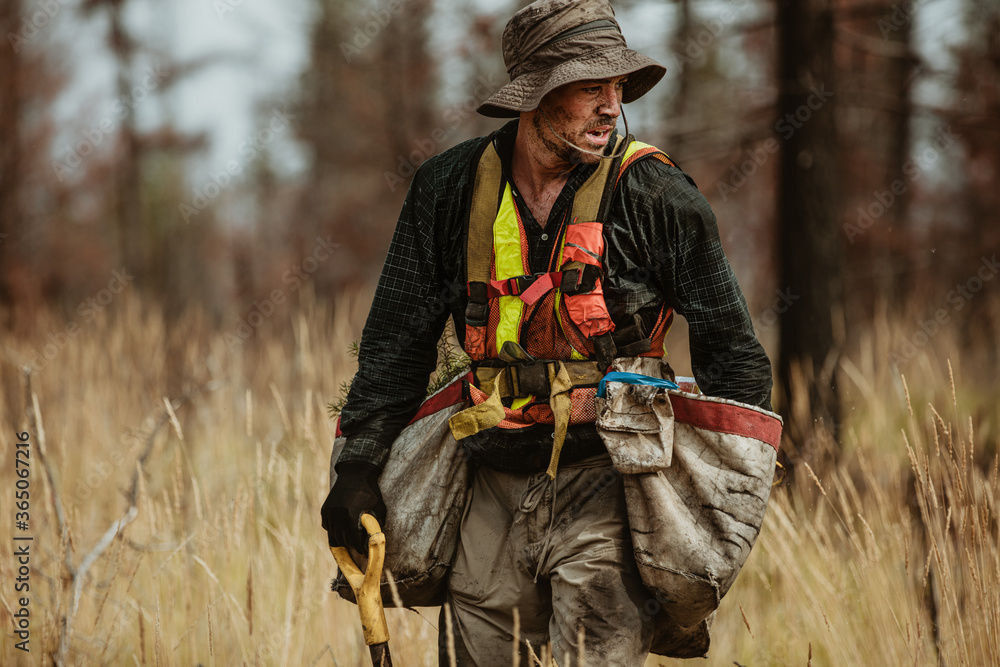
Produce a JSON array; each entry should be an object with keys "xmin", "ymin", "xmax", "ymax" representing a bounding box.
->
[{"xmin": 323, "ymin": 0, "xmax": 772, "ymax": 663}]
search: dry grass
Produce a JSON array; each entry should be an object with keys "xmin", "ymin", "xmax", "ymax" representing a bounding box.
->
[{"xmin": 0, "ymin": 286, "xmax": 997, "ymax": 666}]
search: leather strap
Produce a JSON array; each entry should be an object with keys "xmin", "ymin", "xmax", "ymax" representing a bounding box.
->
[
  {"xmin": 570, "ymin": 134, "xmax": 626, "ymax": 224},
  {"xmin": 474, "ymin": 360, "xmax": 604, "ymax": 398},
  {"xmin": 465, "ymin": 138, "xmax": 504, "ymax": 327}
]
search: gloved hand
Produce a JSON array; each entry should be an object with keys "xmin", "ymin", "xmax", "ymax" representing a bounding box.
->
[{"xmin": 321, "ymin": 461, "xmax": 387, "ymax": 553}]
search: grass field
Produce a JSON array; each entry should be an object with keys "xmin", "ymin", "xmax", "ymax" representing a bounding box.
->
[{"xmin": 0, "ymin": 286, "xmax": 997, "ymax": 666}]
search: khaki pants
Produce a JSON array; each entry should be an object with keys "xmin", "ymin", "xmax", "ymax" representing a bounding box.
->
[{"xmin": 441, "ymin": 457, "xmax": 654, "ymax": 666}]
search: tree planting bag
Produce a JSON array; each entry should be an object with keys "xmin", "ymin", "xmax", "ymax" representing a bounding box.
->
[
  {"xmin": 329, "ymin": 371, "xmax": 472, "ymax": 608},
  {"xmin": 595, "ymin": 357, "xmax": 782, "ymax": 658}
]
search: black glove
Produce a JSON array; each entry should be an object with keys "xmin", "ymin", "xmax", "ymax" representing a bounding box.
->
[{"xmin": 321, "ymin": 461, "xmax": 387, "ymax": 553}]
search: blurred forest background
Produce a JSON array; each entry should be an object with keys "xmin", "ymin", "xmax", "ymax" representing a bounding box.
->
[
  {"xmin": 1, "ymin": 0, "xmax": 999, "ymax": 663},
  {"xmin": 2, "ymin": 0, "xmax": 999, "ymax": 453}
]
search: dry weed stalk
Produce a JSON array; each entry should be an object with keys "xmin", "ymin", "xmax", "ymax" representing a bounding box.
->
[
  {"xmin": 4, "ymin": 288, "xmax": 997, "ymax": 666},
  {"xmin": 22, "ymin": 363, "xmax": 217, "ymax": 664}
]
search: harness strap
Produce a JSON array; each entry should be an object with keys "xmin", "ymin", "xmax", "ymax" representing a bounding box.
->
[
  {"xmin": 479, "ymin": 265, "xmax": 601, "ymax": 303},
  {"xmin": 456, "ymin": 134, "xmax": 675, "ymax": 477},
  {"xmin": 473, "ymin": 360, "xmax": 604, "ymax": 398},
  {"xmin": 448, "ymin": 372, "xmax": 508, "ymax": 441},
  {"xmin": 616, "ymin": 144, "xmax": 675, "ymax": 186},
  {"xmin": 545, "ymin": 362, "xmax": 573, "ymax": 478},
  {"xmin": 571, "ymin": 135, "xmax": 625, "ymax": 223},
  {"xmin": 465, "ymin": 138, "xmax": 504, "ymax": 327},
  {"xmin": 447, "ymin": 360, "xmax": 578, "ymax": 479}
]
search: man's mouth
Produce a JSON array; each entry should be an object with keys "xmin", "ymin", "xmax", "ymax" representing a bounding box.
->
[{"xmin": 585, "ymin": 126, "xmax": 612, "ymax": 146}]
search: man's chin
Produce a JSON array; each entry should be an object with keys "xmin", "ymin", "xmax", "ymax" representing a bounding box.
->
[
  {"xmin": 569, "ymin": 134, "xmax": 610, "ymax": 161},
  {"xmin": 574, "ymin": 150, "xmax": 603, "ymax": 165},
  {"xmin": 554, "ymin": 144, "xmax": 599, "ymax": 167}
]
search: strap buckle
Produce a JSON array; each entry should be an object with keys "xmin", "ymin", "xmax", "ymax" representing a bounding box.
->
[
  {"xmin": 498, "ymin": 362, "xmax": 550, "ymax": 398},
  {"xmin": 559, "ymin": 265, "xmax": 601, "ymax": 295},
  {"xmin": 516, "ymin": 362, "xmax": 551, "ymax": 397},
  {"xmin": 513, "ymin": 272, "xmax": 548, "ymax": 296}
]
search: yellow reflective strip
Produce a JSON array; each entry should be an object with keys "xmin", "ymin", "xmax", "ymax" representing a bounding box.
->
[
  {"xmin": 662, "ymin": 317, "xmax": 673, "ymax": 354},
  {"xmin": 553, "ymin": 226, "xmax": 568, "ymax": 330},
  {"xmin": 622, "ymin": 140, "xmax": 648, "ymax": 163},
  {"xmin": 511, "ymin": 396, "xmax": 531, "ymax": 410},
  {"xmin": 494, "ymin": 183, "xmax": 526, "ymax": 353}
]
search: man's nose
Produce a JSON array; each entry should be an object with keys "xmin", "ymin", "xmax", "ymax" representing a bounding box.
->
[{"xmin": 597, "ymin": 87, "xmax": 621, "ymax": 118}]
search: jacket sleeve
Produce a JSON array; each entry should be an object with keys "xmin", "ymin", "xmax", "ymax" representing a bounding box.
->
[
  {"xmin": 335, "ymin": 164, "xmax": 452, "ymax": 470},
  {"xmin": 620, "ymin": 159, "xmax": 773, "ymax": 410}
]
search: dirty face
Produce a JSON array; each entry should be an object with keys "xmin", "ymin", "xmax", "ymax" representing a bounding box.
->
[{"xmin": 531, "ymin": 75, "xmax": 626, "ymax": 165}]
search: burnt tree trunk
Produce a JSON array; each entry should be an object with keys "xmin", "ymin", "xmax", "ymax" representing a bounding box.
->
[
  {"xmin": 776, "ymin": 0, "xmax": 843, "ymax": 462},
  {"xmin": 0, "ymin": 0, "xmax": 24, "ymax": 324}
]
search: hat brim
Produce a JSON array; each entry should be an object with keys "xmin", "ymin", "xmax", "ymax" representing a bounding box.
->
[{"xmin": 477, "ymin": 46, "xmax": 665, "ymax": 118}]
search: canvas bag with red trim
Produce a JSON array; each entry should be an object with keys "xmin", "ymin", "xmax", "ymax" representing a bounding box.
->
[
  {"xmin": 595, "ymin": 356, "xmax": 782, "ymax": 659},
  {"xmin": 329, "ymin": 372, "xmax": 472, "ymax": 608}
]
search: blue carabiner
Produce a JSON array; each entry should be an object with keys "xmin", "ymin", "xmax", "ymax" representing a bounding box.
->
[{"xmin": 597, "ymin": 372, "xmax": 679, "ymax": 398}]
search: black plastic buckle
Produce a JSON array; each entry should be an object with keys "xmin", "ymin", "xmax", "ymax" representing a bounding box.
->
[
  {"xmin": 559, "ymin": 268, "xmax": 583, "ymax": 293},
  {"xmin": 561, "ymin": 265, "xmax": 603, "ymax": 295},
  {"xmin": 517, "ymin": 362, "xmax": 550, "ymax": 397},
  {"xmin": 513, "ymin": 272, "xmax": 546, "ymax": 295},
  {"xmin": 465, "ymin": 301, "xmax": 488, "ymax": 326}
]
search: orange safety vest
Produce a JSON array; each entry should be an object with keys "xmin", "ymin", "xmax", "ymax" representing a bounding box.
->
[{"xmin": 449, "ymin": 134, "xmax": 676, "ymax": 477}]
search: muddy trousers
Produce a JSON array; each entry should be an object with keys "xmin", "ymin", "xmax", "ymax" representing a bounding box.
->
[{"xmin": 439, "ymin": 457, "xmax": 655, "ymax": 666}]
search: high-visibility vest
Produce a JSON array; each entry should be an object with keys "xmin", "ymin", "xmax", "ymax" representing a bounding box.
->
[{"xmin": 449, "ymin": 134, "xmax": 676, "ymax": 477}]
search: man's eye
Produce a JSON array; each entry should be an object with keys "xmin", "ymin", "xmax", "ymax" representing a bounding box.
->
[{"xmin": 585, "ymin": 86, "xmax": 600, "ymax": 93}]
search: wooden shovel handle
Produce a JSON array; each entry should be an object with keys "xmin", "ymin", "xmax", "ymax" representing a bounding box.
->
[{"xmin": 330, "ymin": 513, "xmax": 390, "ymax": 647}]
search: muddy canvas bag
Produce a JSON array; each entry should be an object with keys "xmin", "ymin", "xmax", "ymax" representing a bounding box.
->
[
  {"xmin": 595, "ymin": 357, "xmax": 782, "ymax": 658},
  {"xmin": 329, "ymin": 370, "xmax": 472, "ymax": 607}
]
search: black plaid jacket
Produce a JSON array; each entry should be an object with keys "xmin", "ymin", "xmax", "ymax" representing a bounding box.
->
[{"xmin": 336, "ymin": 120, "xmax": 772, "ymax": 473}]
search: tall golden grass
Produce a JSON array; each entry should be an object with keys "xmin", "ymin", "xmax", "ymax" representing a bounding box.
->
[{"xmin": 0, "ymin": 287, "xmax": 997, "ymax": 666}]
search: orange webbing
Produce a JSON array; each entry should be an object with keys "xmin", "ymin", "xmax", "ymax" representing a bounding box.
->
[{"xmin": 616, "ymin": 148, "xmax": 674, "ymax": 186}]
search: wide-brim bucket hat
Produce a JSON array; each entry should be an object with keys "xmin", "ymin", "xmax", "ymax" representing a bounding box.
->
[{"xmin": 477, "ymin": 0, "xmax": 666, "ymax": 118}]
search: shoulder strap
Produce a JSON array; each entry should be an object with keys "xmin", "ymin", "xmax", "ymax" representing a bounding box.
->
[
  {"xmin": 467, "ymin": 138, "xmax": 503, "ymax": 285},
  {"xmin": 616, "ymin": 140, "xmax": 675, "ymax": 187},
  {"xmin": 465, "ymin": 133, "xmax": 645, "ymax": 289},
  {"xmin": 571, "ymin": 134, "xmax": 627, "ymax": 224}
]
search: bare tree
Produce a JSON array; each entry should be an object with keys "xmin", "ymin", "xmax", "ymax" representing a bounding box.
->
[
  {"xmin": 775, "ymin": 0, "xmax": 844, "ymax": 462},
  {"xmin": 293, "ymin": 0, "xmax": 436, "ymax": 289},
  {"xmin": 940, "ymin": 1, "xmax": 1000, "ymax": 366},
  {"xmin": 0, "ymin": 0, "xmax": 27, "ymax": 323},
  {"xmin": 81, "ymin": 0, "xmax": 143, "ymax": 275},
  {"xmin": 835, "ymin": 0, "xmax": 916, "ymax": 305}
]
